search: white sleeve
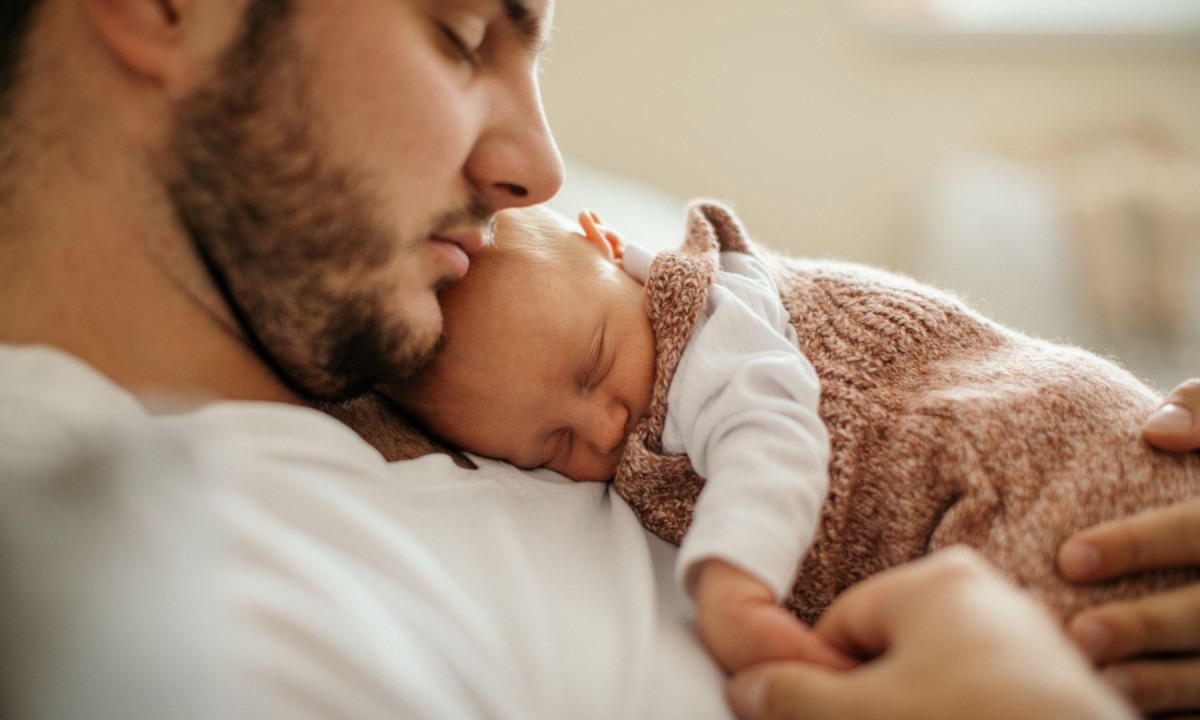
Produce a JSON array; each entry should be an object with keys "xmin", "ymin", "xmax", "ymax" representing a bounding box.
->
[
  {"xmin": 621, "ymin": 242, "xmax": 656, "ymax": 285},
  {"xmin": 663, "ymin": 252, "xmax": 830, "ymax": 602}
]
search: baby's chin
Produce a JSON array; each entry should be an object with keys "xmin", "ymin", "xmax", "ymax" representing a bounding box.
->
[
  {"xmin": 562, "ymin": 459, "xmax": 621, "ymax": 484},
  {"xmin": 576, "ymin": 475, "xmax": 614, "ymax": 484},
  {"xmin": 545, "ymin": 439, "xmax": 632, "ymax": 483},
  {"xmin": 593, "ymin": 446, "xmax": 627, "ymax": 483}
]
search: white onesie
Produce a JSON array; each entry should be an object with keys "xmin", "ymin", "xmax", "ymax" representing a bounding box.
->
[{"xmin": 622, "ymin": 243, "xmax": 831, "ymax": 602}]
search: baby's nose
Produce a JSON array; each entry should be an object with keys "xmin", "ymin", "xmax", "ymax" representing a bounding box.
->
[{"xmin": 587, "ymin": 403, "xmax": 629, "ymax": 455}]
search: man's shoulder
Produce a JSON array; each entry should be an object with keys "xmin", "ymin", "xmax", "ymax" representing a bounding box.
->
[
  {"xmin": 0, "ymin": 343, "xmax": 392, "ymax": 484},
  {"xmin": 0, "ymin": 344, "xmax": 145, "ymax": 469},
  {"xmin": 0, "ymin": 343, "xmax": 143, "ymax": 414}
]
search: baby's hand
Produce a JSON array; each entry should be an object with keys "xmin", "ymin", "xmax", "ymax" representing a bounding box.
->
[{"xmin": 693, "ymin": 559, "xmax": 855, "ymax": 675}]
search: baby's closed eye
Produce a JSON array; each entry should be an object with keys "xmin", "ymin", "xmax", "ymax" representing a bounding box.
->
[{"xmin": 579, "ymin": 331, "xmax": 606, "ymax": 391}]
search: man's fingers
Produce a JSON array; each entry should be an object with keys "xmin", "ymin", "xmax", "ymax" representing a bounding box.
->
[
  {"xmin": 1144, "ymin": 380, "xmax": 1200, "ymax": 452},
  {"xmin": 727, "ymin": 663, "xmax": 872, "ymax": 720},
  {"xmin": 813, "ymin": 547, "xmax": 995, "ymax": 659},
  {"xmin": 1059, "ymin": 500, "xmax": 1200, "ymax": 581},
  {"xmin": 763, "ymin": 615, "xmax": 857, "ymax": 671},
  {"xmin": 1103, "ymin": 658, "xmax": 1200, "ymax": 715},
  {"xmin": 724, "ymin": 604, "xmax": 857, "ymax": 672},
  {"xmin": 1069, "ymin": 584, "xmax": 1200, "ymax": 662}
]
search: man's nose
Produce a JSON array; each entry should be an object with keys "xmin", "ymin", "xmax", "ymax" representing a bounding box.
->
[{"xmin": 465, "ymin": 79, "xmax": 564, "ymax": 211}]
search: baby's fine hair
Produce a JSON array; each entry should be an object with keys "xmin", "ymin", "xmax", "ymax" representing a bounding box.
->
[
  {"xmin": 385, "ymin": 205, "xmax": 593, "ymax": 412},
  {"xmin": 492, "ymin": 206, "xmax": 591, "ymax": 264},
  {"xmin": 468, "ymin": 206, "xmax": 601, "ymax": 298}
]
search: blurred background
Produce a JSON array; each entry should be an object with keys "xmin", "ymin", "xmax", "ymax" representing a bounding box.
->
[{"xmin": 540, "ymin": 0, "xmax": 1200, "ymax": 389}]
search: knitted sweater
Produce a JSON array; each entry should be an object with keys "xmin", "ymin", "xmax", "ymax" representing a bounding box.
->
[{"xmin": 612, "ymin": 200, "xmax": 1200, "ymax": 624}]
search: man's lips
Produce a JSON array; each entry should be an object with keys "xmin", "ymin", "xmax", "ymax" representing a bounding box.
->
[
  {"xmin": 429, "ymin": 228, "xmax": 488, "ymax": 279},
  {"xmin": 429, "ymin": 237, "xmax": 470, "ymax": 279},
  {"xmin": 434, "ymin": 228, "xmax": 488, "ymax": 255}
]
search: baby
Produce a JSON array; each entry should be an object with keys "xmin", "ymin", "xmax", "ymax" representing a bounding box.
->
[
  {"xmin": 388, "ymin": 200, "xmax": 1200, "ymax": 674},
  {"xmin": 389, "ymin": 204, "xmax": 840, "ymax": 673}
]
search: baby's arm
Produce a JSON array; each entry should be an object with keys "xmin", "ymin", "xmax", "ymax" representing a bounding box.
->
[
  {"xmin": 662, "ymin": 252, "xmax": 844, "ymax": 673},
  {"xmin": 694, "ymin": 557, "xmax": 853, "ymax": 673}
]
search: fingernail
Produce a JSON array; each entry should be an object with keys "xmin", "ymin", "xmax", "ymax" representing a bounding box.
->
[
  {"xmin": 728, "ymin": 676, "xmax": 766, "ymax": 719},
  {"xmin": 1102, "ymin": 668, "xmax": 1134, "ymax": 699},
  {"xmin": 1071, "ymin": 617, "xmax": 1111, "ymax": 660},
  {"xmin": 1145, "ymin": 403, "xmax": 1194, "ymax": 433},
  {"xmin": 1060, "ymin": 541, "xmax": 1101, "ymax": 578}
]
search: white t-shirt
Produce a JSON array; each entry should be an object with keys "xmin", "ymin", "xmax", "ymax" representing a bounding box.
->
[
  {"xmin": 623, "ymin": 244, "xmax": 830, "ymax": 601},
  {"xmin": 0, "ymin": 344, "xmax": 731, "ymax": 720}
]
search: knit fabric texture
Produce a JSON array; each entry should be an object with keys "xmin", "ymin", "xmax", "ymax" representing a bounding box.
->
[{"xmin": 612, "ymin": 200, "xmax": 1200, "ymax": 624}]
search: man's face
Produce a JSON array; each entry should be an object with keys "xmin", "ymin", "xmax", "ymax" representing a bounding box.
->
[
  {"xmin": 167, "ymin": 0, "xmax": 562, "ymax": 402},
  {"xmin": 396, "ymin": 208, "xmax": 658, "ymax": 483}
]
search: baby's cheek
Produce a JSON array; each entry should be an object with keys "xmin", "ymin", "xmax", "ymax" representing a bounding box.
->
[{"xmin": 562, "ymin": 456, "xmax": 616, "ymax": 484}]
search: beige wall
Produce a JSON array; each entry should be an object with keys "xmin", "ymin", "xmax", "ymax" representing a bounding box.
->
[{"xmin": 540, "ymin": 1, "xmax": 1200, "ymax": 267}]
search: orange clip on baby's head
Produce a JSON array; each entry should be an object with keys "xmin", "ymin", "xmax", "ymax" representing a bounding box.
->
[{"xmin": 578, "ymin": 210, "xmax": 625, "ymax": 263}]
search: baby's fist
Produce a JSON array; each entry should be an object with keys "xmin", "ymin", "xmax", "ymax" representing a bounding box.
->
[{"xmin": 693, "ymin": 559, "xmax": 854, "ymax": 674}]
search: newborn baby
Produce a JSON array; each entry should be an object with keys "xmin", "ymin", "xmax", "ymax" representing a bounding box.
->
[
  {"xmin": 389, "ymin": 204, "xmax": 837, "ymax": 673},
  {"xmin": 388, "ymin": 200, "xmax": 1200, "ymax": 674}
]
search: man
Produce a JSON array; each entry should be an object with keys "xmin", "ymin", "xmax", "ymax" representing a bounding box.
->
[
  {"xmin": 0, "ymin": 2, "xmax": 1196, "ymax": 719},
  {"xmin": 0, "ymin": 0, "xmax": 561, "ymax": 403}
]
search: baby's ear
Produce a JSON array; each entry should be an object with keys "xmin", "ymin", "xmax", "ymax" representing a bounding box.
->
[{"xmin": 578, "ymin": 211, "xmax": 625, "ymax": 264}]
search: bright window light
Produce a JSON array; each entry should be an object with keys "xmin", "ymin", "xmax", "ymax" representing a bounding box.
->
[{"xmin": 864, "ymin": 0, "xmax": 1200, "ymax": 34}]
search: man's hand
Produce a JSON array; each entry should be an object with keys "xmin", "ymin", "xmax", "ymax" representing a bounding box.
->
[
  {"xmin": 1054, "ymin": 378, "xmax": 1200, "ymax": 715},
  {"xmin": 1059, "ymin": 499, "xmax": 1200, "ymax": 714},
  {"xmin": 693, "ymin": 558, "xmax": 853, "ymax": 674},
  {"xmin": 725, "ymin": 549, "xmax": 1135, "ymax": 720},
  {"xmin": 1141, "ymin": 379, "xmax": 1200, "ymax": 452}
]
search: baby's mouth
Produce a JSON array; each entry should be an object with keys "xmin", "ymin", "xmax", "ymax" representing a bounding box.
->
[
  {"xmin": 612, "ymin": 437, "xmax": 631, "ymax": 467},
  {"xmin": 623, "ymin": 412, "xmax": 643, "ymax": 439}
]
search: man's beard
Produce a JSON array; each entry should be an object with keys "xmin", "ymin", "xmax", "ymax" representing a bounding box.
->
[{"xmin": 163, "ymin": 1, "xmax": 469, "ymax": 402}]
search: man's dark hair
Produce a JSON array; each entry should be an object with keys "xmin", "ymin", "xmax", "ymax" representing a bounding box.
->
[{"xmin": 0, "ymin": 0, "xmax": 45, "ymax": 116}]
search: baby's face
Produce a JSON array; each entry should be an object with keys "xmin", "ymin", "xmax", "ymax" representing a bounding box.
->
[{"xmin": 401, "ymin": 208, "xmax": 656, "ymax": 482}]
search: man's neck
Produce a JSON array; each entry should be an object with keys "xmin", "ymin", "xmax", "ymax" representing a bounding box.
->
[
  {"xmin": 0, "ymin": 164, "xmax": 303, "ymax": 408},
  {"xmin": 0, "ymin": 5, "xmax": 306, "ymax": 410}
]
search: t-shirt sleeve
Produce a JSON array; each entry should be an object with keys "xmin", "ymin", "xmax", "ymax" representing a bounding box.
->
[{"xmin": 665, "ymin": 251, "xmax": 830, "ymax": 601}]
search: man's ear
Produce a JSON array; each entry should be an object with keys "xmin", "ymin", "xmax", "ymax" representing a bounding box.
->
[
  {"xmin": 578, "ymin": 210, "xmax": 625, "ymax": 262},
  {"xmin": 83, "ymin": 0, "xmax": 187, "ymax": 87}
]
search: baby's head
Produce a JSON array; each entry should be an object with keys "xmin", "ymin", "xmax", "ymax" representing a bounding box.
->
[{"xmin": 387, "ymin": 206, "xmax": 656, "ymax": 482}]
